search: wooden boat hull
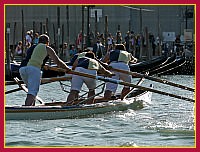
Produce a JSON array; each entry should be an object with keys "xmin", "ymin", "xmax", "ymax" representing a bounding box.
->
[
  {"xmin": 129, "ymin": 55, "xmax": 168, "ymax": 73},
  {"xmin": 5, "ymin": 89, "xmax": 152, "ymax": 120},
  {"xmin": 156, "ymin": 57, "xmax": 186, "ymax": 75}
]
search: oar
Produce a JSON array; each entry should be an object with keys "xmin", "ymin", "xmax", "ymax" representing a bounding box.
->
[
  {"xmin": 6, "ymin": 80, "xmax": 24, "ymax": 85},
  {"xmin": 5, "ymin": 76, "xmax": 71, "ymax": 94},
  {"xmin": 5, "ymin": 88, "xmax": 22, "ymax": 94},
  {"xmin": 123, "ymin": 74, "xmax": 146, "ymax": 99},
  {"xmin": 41, "ymin": 76, "xmax": 71, "ymax": 84},
  {"xmin": 94, "ymin": 58, "xmax": 194, "ymax": 92},
  {"xmin": 110, "ymin": 67, "xmax": 194, "ymax": 92},
  {"xmin": 43, "ymin": 66, "xmax": 195, "ymax": 102}
]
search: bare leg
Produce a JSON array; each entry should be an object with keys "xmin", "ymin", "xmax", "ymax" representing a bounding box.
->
[
  {"xmin": 86, "ymin": 89, "xmax": 95, "ymax": 104},
  {"xmin": 25, "ymin": 94, "xmax": 36, "ymax": 106},
  {"xmin": 121, "ymin": 87, "xmax": 130, "ymax": 100},
  {"xmin": 104, "ymin": 90, "xmax": 112, "ymax": 100},
  {"xmin": 66, "ymin": 90, "xmax": 79, "ymax": 105}
]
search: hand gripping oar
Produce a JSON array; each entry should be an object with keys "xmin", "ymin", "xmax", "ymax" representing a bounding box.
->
[
  {"xmin": 43, "ymin": 66, "xmax": 195, "ymax": 102},
  {"xmin": 110, "ymin": 67, "xmax": 194, "ymax": 92}
]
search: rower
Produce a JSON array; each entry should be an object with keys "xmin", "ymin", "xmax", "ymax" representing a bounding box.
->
[
  {"xmin": 68, "ymin": 48, "xmax": 90, "ymax": 66},
  {"xmin": 19, "ymin": 34, "xmax": 70, "ymax": 106},
  {"xmin": 102, "ymin": 44, "xmax": 137, "ymax": 100},
  {"xmin": 66, "ymin": 51, "xmax": 113, "ymax": 105}
]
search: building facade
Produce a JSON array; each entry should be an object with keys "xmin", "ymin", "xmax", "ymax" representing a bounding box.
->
[{"xmin": 5, "ymin": 5, "xmax": 195, "ymax": 47}]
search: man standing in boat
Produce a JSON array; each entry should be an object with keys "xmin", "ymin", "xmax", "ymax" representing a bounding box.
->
[
  {"xmin": 102, "ymin": 44, "xmax": 137, "ymax": 100},
  {"xmin": 19, "ymin": 34, "xmax": 71, "ymax": 106},
  {"xmin": 66, "ymin": 51, "xmax": 113, "ymax": 105}
]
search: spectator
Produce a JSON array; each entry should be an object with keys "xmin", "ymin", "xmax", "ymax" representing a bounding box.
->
[
  {"xmin": 15, "ymin": 41, "xmax": 23, "ymax": 56},
  {"xmin": 69, "ymin": 45, "xmax": 77, "ymax": 59}
]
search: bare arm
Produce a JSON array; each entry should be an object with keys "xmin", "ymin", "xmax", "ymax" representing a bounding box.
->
[
  {"xmin": 94, "ymin": 57, "xmax": 110, "ymax": 70},
  {"xmin": 72, "ymin": 59, "xmax": 78, "ymax": 70},
  {"xmin": 98, "ymin": 64, "xmax": 113, "ymax": 77},
  {"xmin": 129, "ymin": 54, "xmax": 137, "ymax": 64},
  {"xmin": 46, "ymin": 46, "xmax": 71, "ymax": 72},
  {"xmin": 101, "ymin": 52, "xmax": 110, "ymax": 63}
]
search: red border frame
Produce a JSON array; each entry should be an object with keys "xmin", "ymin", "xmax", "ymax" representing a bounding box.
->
[{"xmin": 2, "ymin": 0, "xmax": 198, "ymax": 152}]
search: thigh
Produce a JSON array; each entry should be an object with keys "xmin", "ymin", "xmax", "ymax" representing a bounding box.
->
[
  {"xmin": 19, "ymin": 66, "xmax": 28, "ymax": 85},
  {"xmin": 105, "ymin": 82, "xmax": 118, "ymax": 93},
  {"xmin": 71, "ymin": 75, "xmax": 83, "ymax": 91},
  {"xmin": 118, "ymin": 63, "xmax": 131, "ymax": 88},
  {"xmin": 120, "ymin": 73, "xmax": 131, "ymax": 87},
  {"xmin": 27, "ymin": 66, "xmax": 41, "ymax": 96},
  {"xmin": 105, "ymin": 72, "xmax": 119, "ymax": 93},
  {"xmin": 84, "ymin": 78, "xmax": 96, "ymax": 90},
  {"xmin": 71, "ymin": 68, "xmax": 84, "ymax": 91},
  {"xmin": 117, "ymin": 63, "xmax": 131, "ymax": 83},
  {"xmin": 82, "ymin": 69, "xmax": 97, "ymax": 90},
  {"xmin": 105, "ymin": 63, "xmax": 120, "ymax": 93}
]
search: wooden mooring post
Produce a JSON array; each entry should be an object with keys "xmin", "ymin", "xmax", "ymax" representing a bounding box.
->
[
  {"xmin": 104, "ymin": 15, "xmax": 108, "ymax": 50},
  {"xmin": 6, "ymin": 23, "xmax": 12, "ymax": 79}
]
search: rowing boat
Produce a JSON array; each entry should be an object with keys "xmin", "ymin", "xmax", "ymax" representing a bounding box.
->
[
  {"xmin": 150, "ymin": 56, "xmax": 186, "ymax": 75},
  {"xmin": 6, "ymin": 65, "xmax": 194, "ymax": 120},
  {"xmin": 6, "ymin": 73, "xmax": 153, "ymax": 120},
  {"xmin": 129, "ymin": 55, "xmax": 168, "ymax": 73},
  {"xmin": 5, "ymin": 85, "xmax": 153, "ymax": 120}
]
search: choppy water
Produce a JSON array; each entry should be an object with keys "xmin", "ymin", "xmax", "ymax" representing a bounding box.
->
[{"xmin": 5, "ymin": 75, "xmax": 195, "ymax": 147}]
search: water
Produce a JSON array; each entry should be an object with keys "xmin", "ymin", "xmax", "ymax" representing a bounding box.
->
[{"xmin": 5, "ymin": 75, "xmax": 195, "ymax": 147}]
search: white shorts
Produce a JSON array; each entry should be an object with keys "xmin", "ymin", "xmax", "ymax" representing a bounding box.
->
[
  {"xmin": 19, "ymin": 65, "xmax": 42, "ymax": 96},
  {"xmin": 105, "ymin": 62, "xmax": 131, "ymax": 93},
  {"xmin": 71, "ymin": 67, "xmax": 97, "ymax": 92}
]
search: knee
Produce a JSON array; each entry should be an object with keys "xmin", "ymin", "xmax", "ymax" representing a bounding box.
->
[
  {"xmin": 104, "ymin": 90, "xmax": 112, "ymax": 99},
  {"xmin": 88, "ymin": 89, "xmax": 95, "ymax": 95},
  {"xmin": 123, "ymin": 87, "xmax": 130, "ymax": 91}
]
